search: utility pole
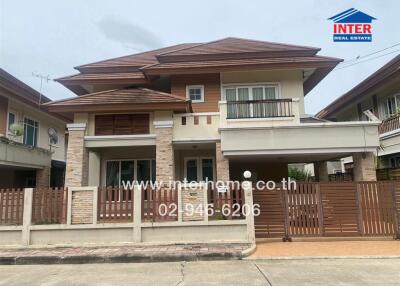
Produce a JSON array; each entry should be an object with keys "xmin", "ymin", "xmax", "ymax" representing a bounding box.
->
[{"xmin": 32, "ymin": 72, "xmax": 50, "ymax": 108}]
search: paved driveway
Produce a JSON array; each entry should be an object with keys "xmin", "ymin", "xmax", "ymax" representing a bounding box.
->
[{"xmin": 0, "ymin": 259, "xmax": 399, "ymax": 286}]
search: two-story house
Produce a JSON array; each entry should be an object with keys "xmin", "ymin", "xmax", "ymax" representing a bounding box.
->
[
  {"xmin": 0, "ymin": 69, "xmax": 68, "ymax": 188},
  {"xmin": 316, "ymin": 55, "xmax": 400, "ymax": 179},
  {"xmin": 44, "ymin": 37, "xmax": 380, "ymax": 186}
]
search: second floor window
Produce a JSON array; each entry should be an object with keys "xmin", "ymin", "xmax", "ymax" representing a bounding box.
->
[
  {"xmin": 8, "ymin": 112, "xmax": 15, "ymax": 131},
  {"xmin": 385, "ymin": 94, "xmax": 400, "ymax": 118},
  {"xmin": 23, "ymin": 117, "xmax": 38, "ymax": 147},
  {"xmin": 186, "ymin": 85, "xmax": 204, "ymax": 103}
]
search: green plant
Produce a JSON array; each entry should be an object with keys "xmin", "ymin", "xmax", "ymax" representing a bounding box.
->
[
  {"xmin": 9, "ymin": 123, "xmax": 23, "ymax": 137},
  {"xmin": 288, "ymin": 166, "xmax": 311, "ymax": 181}
]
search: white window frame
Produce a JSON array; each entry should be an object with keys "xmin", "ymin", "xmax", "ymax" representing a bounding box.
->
[
  {"xmin": 48, "ymin": 127, "xmax": 59, "ymax": 146},
  {"xmin": 186, "ymin": 85, "xmax": 205, "ymax": 103},
  {"xmin": 6, "ymin": 111, "xmax": 16, "ymax": 136},
  {"xmin": 23, "ymin": 116, "xmax": 39, "ymax": 147},
  {"xmin": 384, "ymin": 93, "xmax": 400, "ymax": 118},
  {"xmin": 222, "ymin": 82, "xmax": 281, "ymax": 101},
  {"xmin": 184, "ymin": 157, "xmax": 215, "ymax": 182}
]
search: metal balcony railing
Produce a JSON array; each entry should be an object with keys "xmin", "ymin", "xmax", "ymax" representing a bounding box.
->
[{"xmin": 226, "ymin": 99, "xmax": 294, "ymax": 119}]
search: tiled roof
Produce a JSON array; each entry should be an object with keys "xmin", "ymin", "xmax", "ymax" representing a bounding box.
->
[
  {"xmin": 316, "ymin": 54, "xmax": 400, "ymax": 119},
  {"xmin": 157, "ymin": 37, "xmax": 319, "ymax": 57},
  {"xmin": 44, "ymin": 87, "xmax": 188, "ymax": 107},
  {"xmin": 143, "ymin": 56, "xmax": 341, "ymax": 73},
  {"xmin": 56, "ymin": 72, "xmax": 147, "ymax": 83},
  {"xmin": 75, "ymin": 43, "xmax": 199, "ymax": 70}
]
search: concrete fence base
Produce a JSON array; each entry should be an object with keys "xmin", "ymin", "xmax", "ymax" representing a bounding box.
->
[{"xmin": 0, "ymin": 181, "xmax": 254, "ymax": 247}]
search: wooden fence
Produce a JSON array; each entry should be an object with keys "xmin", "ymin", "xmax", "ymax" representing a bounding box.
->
[
  {"xmin": 208, "ymin": 185, "xmax": 244, "ymax": 220},
  {"xmin": 142, "ymin": 187, "xmax": 178, "ymax": 222},
  {"xmin": 32, "ymin": 188, "xmax": 68, "ymax": 224},
  {"xmin": 0, "ymin": 188, "xmax": 24, "ymax": 225},
  {"xmin": 254, "ymin": 181, "xmax": 400, "ymax": 239},
  {"xmin": 97, "ymin": 187, "xmax": 134, "ymax": 223}
]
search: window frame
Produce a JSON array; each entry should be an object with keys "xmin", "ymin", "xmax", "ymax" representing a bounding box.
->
[
  {"xmin": 384, "ymin": 93, "xmax": 400, "ymax": 118},
  {"xmin": 23, "ymin": 116, "xmax": 39, "ymax": 147},
  {"xmin": 186, "ymin": 85, "xmax": 205, "ymax": 103},
  {"xmin": 103, "ymin": 158, "xmax": 156, "ymax": 188},
  {"xmin": 222, "ymin": 83, "xmax": 281, "ymax": 101},
  {"xmin": 7, "ymin": 111, "xmax": 16, "ymax": 135},
  {"xmin": 183, "ymin": 157, "xmax": 215, "ymax": 182}
]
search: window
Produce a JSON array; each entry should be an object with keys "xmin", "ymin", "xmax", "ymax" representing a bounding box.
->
[
  {"xmin": 184, "ymin": 157, "xmax": 214, "ymax": 182},
  {"xmin": 7, "ymin": 112, "xmax": 15, "ymax": 132},
  {"xmin": 389, "ymin": 156, "xmax": 400, "ymax": 168},
  {"xmin": 186, "ymin": 85, "xmax": 204, "ymax": 103},
  {"xmin": 224, "ymin": 84, "xmax": 279, "ymax": 118},
  {"xmin": 385, "ymin": 94, "xmax": 400, "ymax": 118},
  {"xmin": 23, "ymin": 117, "xmax": 38, "ymax": 147},
  {"xmin": 95, "ymin": 114, "xmax": 150, "ymax": 136},
  {"xmin": 105, "ymin": 159, "xmax": 155, "ymax": 187}
]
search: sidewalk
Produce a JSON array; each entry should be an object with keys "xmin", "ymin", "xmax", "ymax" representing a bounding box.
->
[
  {"xmin": 249, "ymin": 240, "xmax": 400, "ymax": 259},
  {"xmin": 0, "ymin": 243, "xmax": 252, "ymax": 265}
]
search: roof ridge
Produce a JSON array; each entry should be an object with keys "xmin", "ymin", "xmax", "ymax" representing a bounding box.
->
[{"xmin": 156, "ymin": 38, "xmax": 229, "ymax": 57}]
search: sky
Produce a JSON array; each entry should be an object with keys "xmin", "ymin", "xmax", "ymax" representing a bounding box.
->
[{"xmin": 1, "ymin": 0, "xmax": 399, "ymax": 114}]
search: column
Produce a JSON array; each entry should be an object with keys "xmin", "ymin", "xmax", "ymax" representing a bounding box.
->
[
  {"xmin": 88, "ymin": 151, "xmax": 101, "ymax": 186},
  {"xmin": 216, "ymin": 141, "xmax": 230, "ymax": 182},
  {"xmin": 315, "ymin": 161, "xmax": 329, "ymax": 182},
  {"xmin": 65, "ymin": 123, "xmax": 88, "ymax": 187},
  {"xmin": 353, "ymin": 152, "xmax": 376, "ymax": 181},
  {"xmin": 154, "ymin": 120, "xmax": 174, "ymax": 184},
  {"xmin": 36, "ymin": 166, "xmax": 50, "ymax": 188}
]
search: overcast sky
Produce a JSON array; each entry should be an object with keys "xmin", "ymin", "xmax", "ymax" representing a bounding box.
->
[{"xmin": 1, "ymin": 0, "xmax": 399, "ymax": 114}]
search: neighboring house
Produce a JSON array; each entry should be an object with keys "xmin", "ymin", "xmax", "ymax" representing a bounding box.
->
[
  {"xmin": 44, "ymin": 37, "xmax": 380, "ymax": 186},
  {"xmin": 0, "ymin": 69, "xmax": 68, "ymax": 188},
  {"xmin": 316, "ymin": 55, "xmax": 400, "ymax": 176}
]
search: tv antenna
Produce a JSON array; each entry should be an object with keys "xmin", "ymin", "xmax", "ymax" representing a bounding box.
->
[{"xmin": 32, "ymin": 72, "xmax": 51, "ymax": 107}]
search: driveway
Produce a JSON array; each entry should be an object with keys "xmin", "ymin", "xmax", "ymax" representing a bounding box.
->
[{"xmin": 0, "ymin": 259, "xmax": 399, "ymax": 286}]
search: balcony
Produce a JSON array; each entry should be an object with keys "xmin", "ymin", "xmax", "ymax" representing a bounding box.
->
[
  {"xmin": 0, "ymin": 136, "xmax": 51, "ymax": 168},
  {"xmin": 379, "ymin": 114, "xmax": 400, "ymax": 135},
  {"xmin": 220, "ymin": 98, "xmax": 300, "ymax": 129},
  {"xmin": 173, "ymin": 113, "xmax": 220, "ymax": 142}
]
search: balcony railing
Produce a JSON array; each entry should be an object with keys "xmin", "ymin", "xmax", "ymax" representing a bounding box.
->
[
  {"xmin": 226, "ymin": 99, "xmax": 294, "ymax": 119},
  {"xmin": 379, "ymin": 113, "xmax": 400, "ymax": 134}
]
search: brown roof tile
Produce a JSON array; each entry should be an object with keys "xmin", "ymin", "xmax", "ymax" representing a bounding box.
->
[
  {"xmin": 157, "ymin": 37, "xmax": 320, "ymax": 57},
  {"xmin": 75, "ymin": 43, "xmax": 199, "ymax": 71},
  {"xmin": 56, "ymin": 71, "xmax": 148, "ymax": 84},
  {"xmin": 316, "ymin": 54, "xmax": 400, "ymax": 119}
]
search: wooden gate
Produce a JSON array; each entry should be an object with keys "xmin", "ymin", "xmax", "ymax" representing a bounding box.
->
[{"xmin": 253, "ymin": 181, "xmax": 400, "ymax": 239}]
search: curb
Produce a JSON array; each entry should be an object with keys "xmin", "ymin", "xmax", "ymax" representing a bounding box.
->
[
  {"xmin": 241, "ymin": 244, "xmax": 257, "ymax": 258},
  {"xmin": 246, "ymin": 255, "xmax": 400, "ymax": 260},
  {"xmin": 0, "ymin": 252, "xmax": 244, "ymax": 265}
]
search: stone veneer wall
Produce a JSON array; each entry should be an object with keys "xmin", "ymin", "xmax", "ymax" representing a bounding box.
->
[
  {"xmin": 155, "ymin": 127, "xmax": 174, "ymax": 184},
  {"xmin": 65, "ymin": 126, "xmax": 88, "ymax": 187},
  {"xmin": 36, "ymin": 166, "xmax": 50, "ymax": 188},
  {"xmin": 71, "ymin": 190, "xmax": 93, "ymax": 224},
  {"xmin": 353, "ymin": 152, "xmax": 377, "ymax": 181},
  {"xmin": 216, "ymin": 142, "xmax": 230, "ymax": 182},
  {"xmin": 182, "ymin": 187, "xmax": 204, "ymax": 221},
  {"xmin": 315, "ymin": 161, "xmax": 329, "ymax": 182}
]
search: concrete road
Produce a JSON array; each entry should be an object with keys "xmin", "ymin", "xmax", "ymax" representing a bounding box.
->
[{"xmin": 0, "ymin": 259, "xmax": 399, "ymax": 286}]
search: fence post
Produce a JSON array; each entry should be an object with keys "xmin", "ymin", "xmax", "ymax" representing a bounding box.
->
[
  {"xmin": 133, "ymin": 185, "xmax": 142, "ymax": 243},
  {"xmin": 356, "ymin": 182, "xmax": 364, "ymax": 236},
  {"xmin": 315, "ymin": 183, "xmax": 325, "ymax": 237},
  {"xmin": 21, "ymin": 188, "xmax": 33, "ymax": 246},
  {"xmin": 391, "ymin": 181, "xmax": 400, "ymax": 240},
  {"xmin": 203, "ymin": 182, "xmax": 209, "ymax": 222},
  {"xmin": 242, "ymin": 171, "xmax": 255, "ymax": 244},
  {"xmin": 177, "ymin": 184, "xmax": 183, "ymax": 222}
]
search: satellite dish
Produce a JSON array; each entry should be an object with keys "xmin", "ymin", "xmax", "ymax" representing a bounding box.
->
[{"xmin": 48, "ymin": 128, "xmax": 58, "ymax": 145}]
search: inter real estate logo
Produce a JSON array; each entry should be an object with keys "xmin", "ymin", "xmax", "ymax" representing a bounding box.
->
[{"xmin": 328, "ymin": 8, "xmax": 377, "ymax": 42}]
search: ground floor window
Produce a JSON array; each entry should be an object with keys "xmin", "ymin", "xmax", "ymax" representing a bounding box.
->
[
  {"xmin": 184, "ymin": 157, "xmax": 214, "ymax": 182},
  {"xmin": 106, "ymin": 159, "xmax": 156, "ymax": 187},
  {"xmin": 389, "ymin": 155, "xmax": 400, "ymax": 168}
]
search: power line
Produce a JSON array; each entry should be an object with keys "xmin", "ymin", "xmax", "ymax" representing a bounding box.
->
[
  {"xmin": 333, "ymin": 49, "xmax": 400, "ymax": 71},
  {"xmin": 340, "ymin": 42, "xmax": 400, "ymax": 65}
]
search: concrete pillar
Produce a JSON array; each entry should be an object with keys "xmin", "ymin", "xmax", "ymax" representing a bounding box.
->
[
  {"xmin": 21, "ymin": 188, "xmax": 33, "ymax": 246},
  {"xmin": 154, "ymin": 120, "xmax": 174, "ymax": 184},
  {"xmin": 353, "ymin": 152, "xmax": 377, "ymax": 181},
  {"xmin": 315, "ymin": 161, "xmax": 329, "ymax": 182},
  {"xmin": 88, "ymin": 151, "xmax": 101, "ymax": 186},
  {"xmin": 133, "ymin": 185, "xmax": 142, "ymax": 242},
  {"xmin": 216, "ymin": 142, "xmax": 230, "ymax": 182},
  {"xmin": 65, "ymin": 123, "xmax": 88, "ymax": 187},
  {"xmin": 242, "ymin": 171, "xmax": 255, "ymax": 244},
  {"xmin": 35, "ymin": 166, "xmax": 50, "ymax": 188}
]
